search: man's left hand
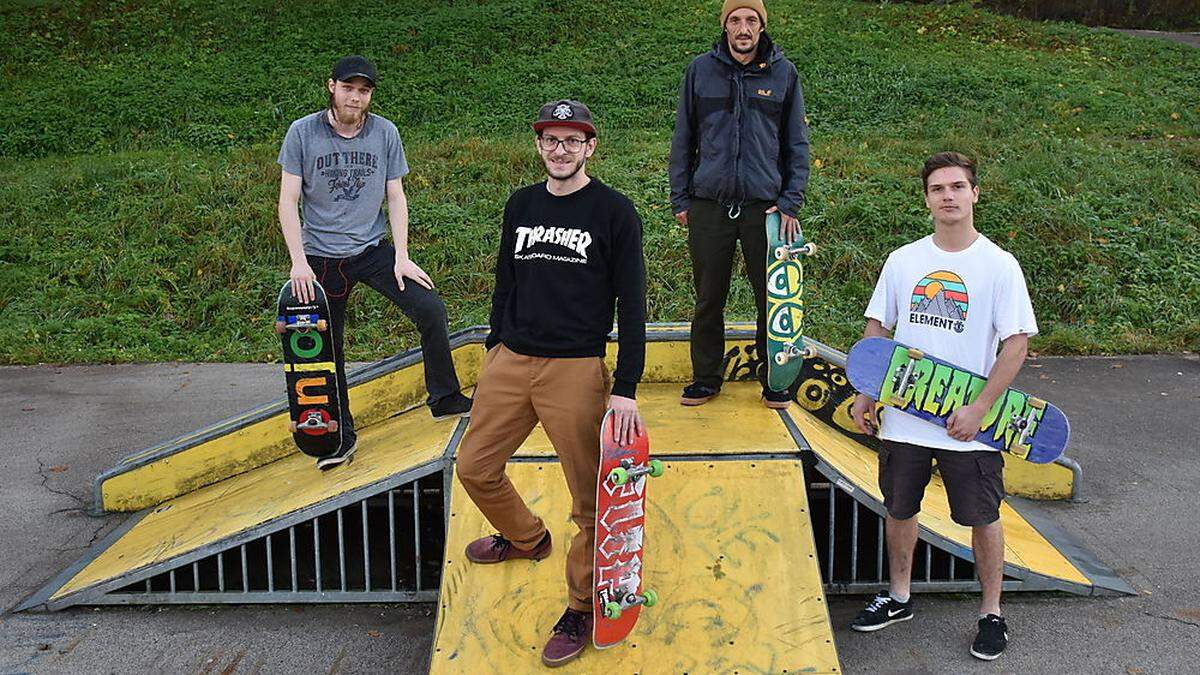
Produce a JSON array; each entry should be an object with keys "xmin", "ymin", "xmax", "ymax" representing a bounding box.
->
[
  {"xmin": 946, "ymin": 403, "xmax": 987, "ymax": 442},
  {"xmin": 608, "ymin": 395, "xmax": 645, "ymax": 447},
  {"xmin": 394, "ymin": 257, "xmax": 434, "ymax": 292},
  {"xmin": 766, "ymin": 205, "xmax": 801, "ymax": 244}
]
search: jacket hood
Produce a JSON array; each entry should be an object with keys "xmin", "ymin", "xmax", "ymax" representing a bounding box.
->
[{"xmin": 711, "ymin": 31, "xmax": 783, "ymax": 68}]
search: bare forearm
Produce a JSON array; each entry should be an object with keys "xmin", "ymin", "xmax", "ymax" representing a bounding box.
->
[
  {"xmin": 278, "ymin": 201, "xmax": 306, "ymax": 264},
  {"xmin": 388, "ymin": 191, "xmax": 410, "ymax": 260},
  {"xmin": 974, "ymin": 335, "xmax": 1029, "ymax": 409}
]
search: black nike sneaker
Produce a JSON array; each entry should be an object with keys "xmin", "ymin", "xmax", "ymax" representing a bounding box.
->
[
  {"xmin": 971, "ymin": 614, "xmax": 1008, "ymax": 660},
  {"xmin": 850, "ymin": 591, "xmax": 914, "ymax": 632}
]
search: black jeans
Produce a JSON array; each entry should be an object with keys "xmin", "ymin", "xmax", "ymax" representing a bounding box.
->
[
  {"xmin": 307, "ymin": 242, "xmax": 461, "ymax": 446},
  {"xmin": 687, "ymin": 198, "xmax": 771, "ymax": 388}
]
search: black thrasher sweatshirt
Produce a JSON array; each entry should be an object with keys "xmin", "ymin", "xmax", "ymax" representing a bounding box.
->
[{"xmin": 485, "ymin": 178, "xmax": 646, "ymax": 398}]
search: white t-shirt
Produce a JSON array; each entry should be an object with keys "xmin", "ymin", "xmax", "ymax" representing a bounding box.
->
[{"xmin": 864, "ymin": 233, "xmax": 1038, "ymax": 451}]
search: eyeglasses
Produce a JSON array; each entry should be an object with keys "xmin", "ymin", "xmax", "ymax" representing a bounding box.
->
[{"xmin": 537, "ymin": 136, "xmax": 588, "ymax": 153}]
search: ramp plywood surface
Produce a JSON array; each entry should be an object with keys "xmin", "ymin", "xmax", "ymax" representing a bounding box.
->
[
  {"xmin": 432, "ymin": 461, "xmax": 840, "ymax": 674},
  {"xmin": 510, "ymin": 382, "xmax": 798, "ymax": 458},
  {"xmin": 790, "ymin": 407, "xmax": 1090, "ymax": 586},
  {"xmin": 54, "ymin": 409, "xmax": 456, "ymax": 601}
]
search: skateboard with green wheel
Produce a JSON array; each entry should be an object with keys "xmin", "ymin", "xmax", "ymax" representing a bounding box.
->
[
  {"xmin": 765, "ymin": 211, "xmax": 817, "ymax": 391},
  {"xmin": 846, "ymin": 337, "xmax": 1071, "ymax": 463},
  {"xmin": 276, "ymin": 280, "xmax": 344, "ymax": 461},
  {"xmin": 593, "ymin": 409, "xmax": 662, "ymax": 648}
]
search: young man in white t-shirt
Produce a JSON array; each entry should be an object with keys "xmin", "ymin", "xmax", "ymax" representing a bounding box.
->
[{"xmin": 848, "ymin": 152, "xmax": 1038, "ymax": 661}]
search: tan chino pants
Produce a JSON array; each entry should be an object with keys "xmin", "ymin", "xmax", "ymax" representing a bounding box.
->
[{"xmin": 457, "ymin": 345, "xmax": 610, "ymax": 611}]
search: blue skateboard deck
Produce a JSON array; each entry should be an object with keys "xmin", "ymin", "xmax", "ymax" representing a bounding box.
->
[{"xmin": 846, "ymin": 337, "xmax": 1069, "ymax": 464}]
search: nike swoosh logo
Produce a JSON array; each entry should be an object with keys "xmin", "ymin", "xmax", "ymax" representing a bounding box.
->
[{"xmin": 888, "ymin": 609, "xmax": 906, "ymax": 617}]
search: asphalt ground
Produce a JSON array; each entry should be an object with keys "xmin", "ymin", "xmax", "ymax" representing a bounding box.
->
[{"xmin": 0, "ymin": 354, "xmax": 1196, "ymax": 673}]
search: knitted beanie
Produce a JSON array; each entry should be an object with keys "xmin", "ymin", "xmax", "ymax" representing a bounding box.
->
[{"xmin": 720, "ymin": 0, "xmax": 767, "ymax": 27}]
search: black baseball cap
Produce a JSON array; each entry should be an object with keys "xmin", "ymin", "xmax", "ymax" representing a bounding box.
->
[
  {"xmin": 532, "ymin": 100, "xmax": 596, "ymax": 136},
  {"xmin": 331, "ymin": 55, "xmax": 377, "ymax": 86}
]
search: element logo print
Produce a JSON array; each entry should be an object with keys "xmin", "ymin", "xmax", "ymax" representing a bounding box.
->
[
  {"xmin": 909, "ymin": 270, "xmax": 968, "ymax": 333},
  {"xmin": 553, "ymin": 103, "xmax": 574, "ymax": 120}
]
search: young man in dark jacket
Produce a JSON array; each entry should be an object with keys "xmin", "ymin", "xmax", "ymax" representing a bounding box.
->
[
  {"xmin": 456, "ymin": 100, "xmax": 647, "ymax": 668},
  {"xmin": 670, "ymin": 0, "xmax": 811, "ymax": 409}
]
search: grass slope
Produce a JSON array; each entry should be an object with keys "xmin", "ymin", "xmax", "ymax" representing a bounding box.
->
[{"xmin": 1, "ymin": 0, "xmax": 1197, "ymax": 363}]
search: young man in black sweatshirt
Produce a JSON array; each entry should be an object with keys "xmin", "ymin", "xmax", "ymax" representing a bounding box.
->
[{"xmin": 455, "ymin": 100, "xmax": 647, "ymax": 668}]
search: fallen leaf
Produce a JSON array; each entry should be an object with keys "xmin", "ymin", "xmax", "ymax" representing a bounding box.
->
[
  {"xmin": 367, "ymin": 630, "xmax": 381, "ymax": 638},
  {"xmin": 49, "ymin": 465, "xmax": 69, "ymax": 473},
  {"xmin": 1112, "ymin": 363, "xmax": 1125, "ymax": 369}
]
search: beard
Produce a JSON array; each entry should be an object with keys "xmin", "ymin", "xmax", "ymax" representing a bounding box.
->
[
  {"xmin": 728, "ymin": 32, "xmax": 759, "ymax": 55},
  {"xmin": 329, "ymin": 99, "xmax": 369, "ymax": 127},
  {"xmin": 543, "ymin": 153, "xmax": 587, "ymax": 181}
]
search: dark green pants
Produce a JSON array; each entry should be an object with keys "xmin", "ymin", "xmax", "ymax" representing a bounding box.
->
[{"xmin": 687, "ymin": 199, "xmax": 771, "ymax": 388}]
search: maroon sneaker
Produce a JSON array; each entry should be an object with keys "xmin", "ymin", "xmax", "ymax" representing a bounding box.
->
[
  {"xmin": 464, "ymin": 532, "xmax": 551, "ymax": 564},
  {"xmin": 541, "ymin": 607, "xmax": 592, "ymax": 667}
]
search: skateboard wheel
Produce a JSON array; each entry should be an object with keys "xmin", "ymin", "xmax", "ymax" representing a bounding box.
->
[
  {"xmin": 289, "ymin": 421, "xmax": 297, "ymax": 433},
  {"xmin": 774, "ymin": 352, "xmax": 789, "ymax": 366},
  {"xmin": 1028, "ymin": 397, "xmax": 1046, "ymax": 409},
  {"xmin": 801, "ymin": 346, "xmax": 817, "ymax": 359},
  {"xmin": 317, "ymin": 319, "xmax": 328, "ymax": 332},
  {"xmin": 642, "ymin": 589, "xmax": 658, "ymax": 608},
  {"xmin": 889, "ymin": 396, "xmax": 906, "ymax": 407},
  {"xmin": 906, "ymin": 348, "xmax": 924, "ymax": 360},
  {"xmin": 328, "ymin": 419, "xmax": 339, "ymax": 433},
  {"xmin": 609, "ymin": 467, "xmax": 630, "ymax": 486},
  {"xmin": 774, "ymin": 246, "xmax": 788, "ymax": 261},
  {"xmin": 802, "ymin": 242, "xmax": 817, "ymax": 256},
  {"xmin": 603, "ymin": 602, "xmax": 623, "ymax": 620},
  {"xmin": 275, "ymin": 320, "xmax": 287, "ymax": 334},
  {"xmin": 647, "ymin": 459, "xmax": 664, "ymax": 478}
]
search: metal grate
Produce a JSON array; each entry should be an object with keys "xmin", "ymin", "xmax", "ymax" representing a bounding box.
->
[{"xmin": 95, "ymin": 473, "xmax": 445, "ymax": 605}]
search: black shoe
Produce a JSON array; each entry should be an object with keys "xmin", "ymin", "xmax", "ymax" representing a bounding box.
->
[
  {"xmin": 971, "ymin": 614, "xmax": 1008, "ymax": 660},
  {"xmin": 680, "ymin": 382, "xmax": 720, "ymax": 406},
  {"xmin": 431, "ymin": 392, "xmax": 472, "ymax": 420},
  {"xmin": 850, "ymin": 591, "xmax": 913, "ymax": 632},
  {"xmin": 762, "ymin": 387, "xmax": 792, "ymax": 409},
  {"xmin": 316, "ymin": 440, "xmax": 358, "ymax": 470}
]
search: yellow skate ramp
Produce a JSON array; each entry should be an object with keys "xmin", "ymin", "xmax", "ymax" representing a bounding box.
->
[
  {"xmin": 789, "ymin": 407, "xmax": 1129, "ymax": 593},
  {"xmin": 432, "ymin": 460, "xmax": 840, "ymax": 674},
  {"xmin": 43, "ymin": 407, "xmax": 460, "ymax": 607}
]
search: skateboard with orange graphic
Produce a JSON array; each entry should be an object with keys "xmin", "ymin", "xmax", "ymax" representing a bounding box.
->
[
  {"xmin": 593, "ymin": 409, "xmax": 662, "ymax": 648},
  {"xmin": 276, "ymin": 280, "xmax": 343, "ymax": 460}
]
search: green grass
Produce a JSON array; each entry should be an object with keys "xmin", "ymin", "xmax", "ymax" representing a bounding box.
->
[{"xmin": 1, "ymin": 0, "xmax": 1197, "ymax": 363}]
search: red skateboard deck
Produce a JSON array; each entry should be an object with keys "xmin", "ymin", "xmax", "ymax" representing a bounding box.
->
[{"xmin": 592, "ymin": 409, "xmax": 661, "ymax": 648}]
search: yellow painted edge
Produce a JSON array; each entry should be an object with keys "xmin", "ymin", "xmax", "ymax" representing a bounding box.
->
[{"xmin": 100, "ymin": 344, "xmax": 484, "ymax": 512}]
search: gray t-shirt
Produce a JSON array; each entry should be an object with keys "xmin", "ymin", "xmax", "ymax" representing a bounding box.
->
[{"xmin": 277, "ymin": 111, "xmax": 410, "ymax": 258}]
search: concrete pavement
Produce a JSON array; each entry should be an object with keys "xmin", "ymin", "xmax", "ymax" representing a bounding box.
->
[{"xmin": 1, "ymin": 354, "xmax": 1196, "ymax": 673}]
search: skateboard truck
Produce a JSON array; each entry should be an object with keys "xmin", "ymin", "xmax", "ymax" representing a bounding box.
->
[
  {"xmin": 1008, "ymin": 397, "xmax": 1045, "ymax": 452},
  {"xmin": 774, "ymin": 340, "xmax": 817, "ymax": 366},
  {"xmin": 773, "ymin": 241, "xmax": 818, "ymax": 261},
  {"xmin": 888, "ymin": 347, "xmax": 924, "ymax": 406},
  {"xmin": 603, "ymin": 588, "xmax": 658, "ymax": 620},
  {"xmin": 275, "ymin": 314, "xmax": 329, "ymax": 334},
  {"xmin": 608, "ymin": 458, "xmax": 664, "ymax": 486},
  {"xmin": 290, "ymin": 410, "xmax": 338, "ymax": 434}
]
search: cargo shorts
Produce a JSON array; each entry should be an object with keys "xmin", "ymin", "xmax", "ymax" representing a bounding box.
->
[{"xmin": 878, "ymin": 439, "xmax": 1006, "ymax": 527}]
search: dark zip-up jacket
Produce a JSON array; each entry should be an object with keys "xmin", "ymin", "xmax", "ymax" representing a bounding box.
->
[{"xmin": 669, "ymin": 34, "xmax": 810, "ymax": 217}]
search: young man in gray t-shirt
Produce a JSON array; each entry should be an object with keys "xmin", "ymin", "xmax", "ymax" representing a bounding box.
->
[{"xmin": 278, "ymin": 55, "xmax": 470, "ymax": 468}]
